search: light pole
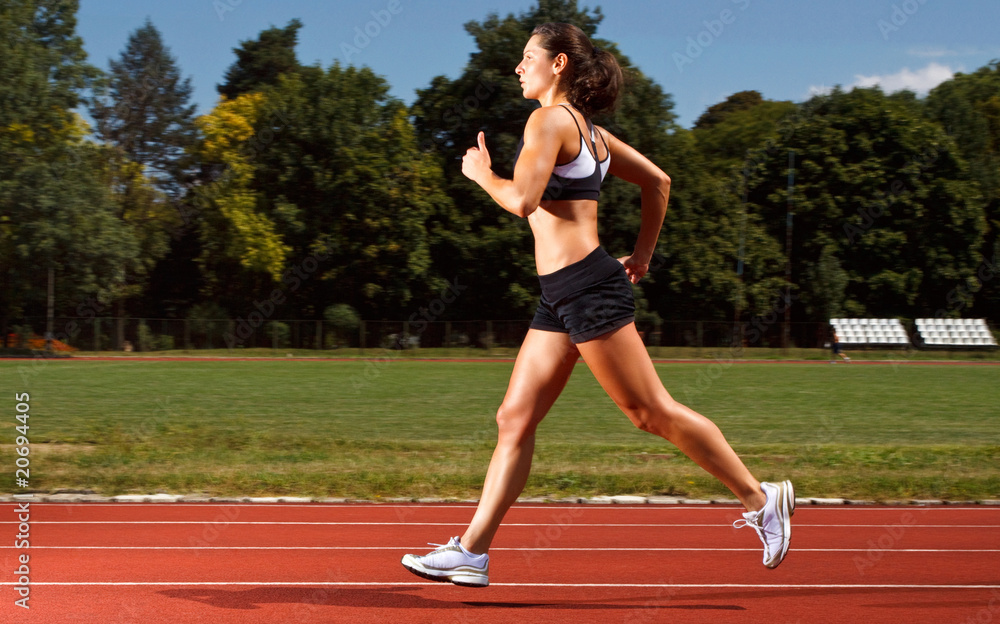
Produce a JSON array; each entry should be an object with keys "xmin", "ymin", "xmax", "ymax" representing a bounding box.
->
[{"xmin": 784, "ymin": 150, "xmax": 795, "ymax": 352}]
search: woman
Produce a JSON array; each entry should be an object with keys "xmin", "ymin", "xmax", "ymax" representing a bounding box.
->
[
  {"xmin": 401, "ymin": 23, "xmax": 793, "ymax": 587},
  {"xmin": 831, "ymin": 328, "xmax": 851, "ymax": 362}
]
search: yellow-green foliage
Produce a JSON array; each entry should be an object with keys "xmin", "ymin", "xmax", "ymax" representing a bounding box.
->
[{"xmin": 197, "ymin": 92, "xmax": 290, "ymax": 281}]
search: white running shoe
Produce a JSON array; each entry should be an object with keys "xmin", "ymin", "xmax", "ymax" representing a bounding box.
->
[
  {"xmin": 733, "ymin": 480, "xmax": 795, "ymax": 569},
  {"xmin": 401, "ymin": 536, "xmax": 489, "ymax": 587}
]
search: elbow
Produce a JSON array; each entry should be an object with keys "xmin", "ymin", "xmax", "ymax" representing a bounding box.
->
[
  {"xmin": 503, "ymin": 201, "xmax": 531, "ymax": 218},
  {"xmin": 658, "ymin": 172, "xmax": 671, "ymax": 194},
  {"xmin": 654, "ymin": 173, "xmax": 671, "ymax": 205},
  {"xmin": 511, "ymin": 195, "xmax": 539, "ymax": 218}
]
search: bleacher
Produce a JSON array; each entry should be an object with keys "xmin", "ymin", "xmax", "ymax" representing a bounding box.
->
[
  {"xmin": 914, "ymin": 318, "xmax": 998, "ymax": 347},
  {"xmin": 829, "ymin": 318, "xmax": 910, "ymax": 346}
]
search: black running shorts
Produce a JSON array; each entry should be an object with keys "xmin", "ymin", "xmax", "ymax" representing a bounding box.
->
[{"xmin": 530, "ymin": 246, "xmax": 636, "ymax": 344}]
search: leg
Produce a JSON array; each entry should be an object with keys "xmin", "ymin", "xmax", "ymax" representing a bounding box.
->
[
  {"xmin": 578, "ymin": 323, "xmax": 793, "ymax": 569},
  {"xmin": 576, "ymin": 322, "xmax": 766, "ymax": 512},
  {"xmin": 460, "ymin": 329, "xmax": 579, "ymax": 554}
]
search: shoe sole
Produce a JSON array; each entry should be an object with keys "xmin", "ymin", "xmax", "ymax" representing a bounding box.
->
[
  {"xmin": 400, "ymin": 555, "xmax": 489, "ymax": 587},
  {"xmin": 764, "ymin": 480, "xmax": 794, "ymax": 569}
]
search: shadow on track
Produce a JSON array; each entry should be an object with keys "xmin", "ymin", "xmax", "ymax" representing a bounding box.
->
[{"xmin": 158, "ymin": 586, "xmax": 745, "ymax": 611}]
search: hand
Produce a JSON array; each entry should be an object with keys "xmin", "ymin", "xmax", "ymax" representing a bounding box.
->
[
  {"xmin": 462, "ymin": 131, "xmax": 491, "ymax": 182},
  {"xmin": 618, "ymin": 254, "xmax": 649, "ymax": 284}
]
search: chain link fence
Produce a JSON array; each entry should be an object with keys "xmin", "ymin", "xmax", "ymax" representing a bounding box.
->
[{"xmin": 1, "ymin": 316, "xmax": 935, "ymax": 352}]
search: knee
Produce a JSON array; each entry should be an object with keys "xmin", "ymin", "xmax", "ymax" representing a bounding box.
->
[
  {"xmin": 495, "ymin": 404, "xmax": 537, "ymax": 442},
  {"xmin": 626, "ymin": 405, "xmax": 659, "ymax": 435},
  {"xmin": 620, "ymin": 396, "xmax": 678, "ymax": 438}
]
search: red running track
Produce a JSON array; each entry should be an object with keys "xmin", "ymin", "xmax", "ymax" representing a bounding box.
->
[{"xmin": 2, "ymin": 502, "xmax": 999, "ymax": 623}]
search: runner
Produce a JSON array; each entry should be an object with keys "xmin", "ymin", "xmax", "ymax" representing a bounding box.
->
[{"xmin": 402, "ymin": 22, "xmax": 793, "ymax": 587}]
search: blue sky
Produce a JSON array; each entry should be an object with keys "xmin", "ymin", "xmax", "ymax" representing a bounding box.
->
[{"xmin": 76, "ymin": 0, "xmax": 1000, "ymax": 129}]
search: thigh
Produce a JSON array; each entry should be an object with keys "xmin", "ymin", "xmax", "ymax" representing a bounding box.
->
[
  {"xmin": 500, "ymin": 329, "xmax": 581, "ymax": 429},
  {"xmin": 575, "ymin": 322, "xmax": 669, "ymax": 411}
]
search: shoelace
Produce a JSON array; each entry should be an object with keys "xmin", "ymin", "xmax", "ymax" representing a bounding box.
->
[
  {"xmin": 733, "ymin": 513, "xmax": 774, "ymax": 555},
  {"xmin": 731, "ymin": 514, "xmax": 761, "ymax": 531},
  {"xmin": 734, "ymin": 514, "xmax": 770, "ymax": 537},
  {"xmin": 423, "ymin": 538, "xmax": 488, "ymax": 564},
  {"xmin": 423, "ymin": 537, "xmax": 462, "ymax": 556}
]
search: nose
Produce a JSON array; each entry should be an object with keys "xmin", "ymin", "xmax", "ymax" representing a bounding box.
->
[{"xmin": 515, "ymin": 62, "xmax": 524, "ymax": 75}]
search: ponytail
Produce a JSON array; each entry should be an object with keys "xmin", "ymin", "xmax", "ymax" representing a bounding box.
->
[{"xmin": 531, "ymin": 23, "xmax": 623, "ymax": 118}]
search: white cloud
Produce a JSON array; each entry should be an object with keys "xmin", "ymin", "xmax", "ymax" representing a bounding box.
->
[
  {"xmin": 850, "ymin": 62, "xmax": 955, "ymax": 95},
  {"xmin": 804, "ymin": 62, "xmax": 955, "ymax": 100},
  {"xmin": 807, "ymin": 84, "xmax": 833, "ymax": 97}
]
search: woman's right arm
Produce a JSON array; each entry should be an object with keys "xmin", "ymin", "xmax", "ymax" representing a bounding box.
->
[
  {"xmin": 462, "ymin": 107, "xmax": 564, "ymax": 218},
  {"xmin": 602, "ymin": 130, "xmax": 671, "ymax": 283}
]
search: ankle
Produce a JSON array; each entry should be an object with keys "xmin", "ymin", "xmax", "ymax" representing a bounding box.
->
[
  {"xmin": 743, "ymin": 487, "xmax": 767, "ymax": 513},
  {"xmin": 459, "ymin": 535, "xmax": 488, "ymax": 556}
]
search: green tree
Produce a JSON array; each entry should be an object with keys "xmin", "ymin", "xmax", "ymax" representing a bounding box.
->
[
  {"xmin": 693, "ymin": 90, "xmax": 765, "ymax": 130},
  {"xmin": 0, "ymin": 0, "xmax": 136, "ymax": 336},
  {"xmin": 925, "ymin": 61, "xmax": 1000, "ymax": 321},
  {"xmin": 745, "ymin": 87, "xmax": 985, "ymax": 321},
  {"xmin": 325, "ymin": 303, "xmax": 360, "ymax": 347},
  {"xmin": 0, "ymin": 0, "xmax": 97, "ymax": 153},
  {"xmin": 3, "ymin": 135, "xmax": 139, "ymax": 330},
  {"xmin": 193, "ymin": 91, "xmax": 291, "ymax": 284},
  {"xmin": 218, "ymin": 18, "xmax": 303, "ymax": 100},
  {"xmin": 650, "ymin": 127, "xmax": 787, "ymax": 322},
  {"xmin": 193, "ymin": 63, "xmax": 450, "ymax": 320},
  {"xmin": 647, "ymin": 93, "xmax": 802, "ymax": 324},
  {"xmin": 88, "ymin": 18, "xmax": 196, "ymax": 338},
  {"xmin": 90, "ymin": 19, "xmax": 198, "ymax": 202},
  {"xmin": 258, "ymin": 67, "xmax": 451, "ymax": 318},
  {"xmin": 692, "ymin": 95, "xmax": 798, "ymax": 175}
]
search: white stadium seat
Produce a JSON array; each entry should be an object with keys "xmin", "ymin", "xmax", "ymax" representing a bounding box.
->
[
  {"xmin": 911, "ymin": 318, "xmax": 996, "ymax": 348},
  {"xmin": 831, "ymin": 319, "xmax": 913, "ymax": 348},
  {"xmin": 831, "ymin": 317, "xmax": 995, "ymax": 349}
]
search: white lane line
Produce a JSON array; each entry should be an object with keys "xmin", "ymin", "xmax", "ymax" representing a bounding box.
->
[
  {"xmin": 0, "ymin": 581, "xmax": 997, "ymax": 589},
  {"xmin": 7, "ymin": 546, "xmax": 998, "ymax": 553},
  {"xmin": 5, "ymin": 503, "xmax": 999, "ymax": 510},
  {"xmin": 9, "ymin": 521, "xmax": 998, "ymax": 528}
]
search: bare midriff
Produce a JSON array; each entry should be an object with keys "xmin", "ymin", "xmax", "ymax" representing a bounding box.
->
[{"xmin": 528, "ymin": 198, "xmax": 601, "ymax": 275}]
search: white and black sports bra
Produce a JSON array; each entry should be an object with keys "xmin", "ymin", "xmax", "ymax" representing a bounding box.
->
[{"xmin": 513, "ymin": 104, "xmax": 610, "ymax": 201}]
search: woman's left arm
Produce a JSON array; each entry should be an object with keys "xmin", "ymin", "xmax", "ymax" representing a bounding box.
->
[{"xmin": 602, "ymin": 128, "xmax": 671, "ymax": 283}]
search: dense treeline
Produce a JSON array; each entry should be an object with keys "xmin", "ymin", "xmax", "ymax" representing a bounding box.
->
[{"xmin": 2, "ymin": 0, "xmax": 998, "ymax": 340}]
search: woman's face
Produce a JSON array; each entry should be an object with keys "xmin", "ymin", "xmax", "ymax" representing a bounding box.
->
[{"xmin": 515, "ymin": 35, "xmax": 559, "ymax": 100}]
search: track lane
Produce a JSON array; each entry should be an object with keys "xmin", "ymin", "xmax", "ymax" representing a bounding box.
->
[
  {"xmin": 15, "ymin": 502, "xmax": 1000, "ymax": 524},
  {"xmin": 3, "ymin": 503, "xmax": 998, "ymax": 623},
  {"xmin": 12, "ymin": 584, "xmax": 999, "ymax": 624},
  {"xmin": 14, "ymin": 544, "xmax": 999, "ymax": 585},
  {"xmin": 15, "ymin": 523, "xmax": 1000, "ymax": 551}
]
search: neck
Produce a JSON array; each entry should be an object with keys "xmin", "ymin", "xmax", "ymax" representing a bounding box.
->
[{"xmin": 537, "ymin": 87, "xmax": 570, "ymax": 108}]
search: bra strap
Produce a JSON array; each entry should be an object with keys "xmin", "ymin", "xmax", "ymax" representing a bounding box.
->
[
  {"xmin": 558, "ymin": 104, "xmax": 585, "ymax": 141},
  {"xmin": 559, "ymin": 103, "xmax": 597, "ymax": 160},
  {"xmin": 584, "ymin": 118, "xmax": 600, "ymax": 158}
]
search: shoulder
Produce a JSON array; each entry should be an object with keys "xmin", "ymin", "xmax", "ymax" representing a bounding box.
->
[
  {"xmin": 523, "ymin": 106, "xmax": 572, "ymax": 141},
  {"xmin": 525, "ymin": 105, "xmax": 572, "ymax": 128}
]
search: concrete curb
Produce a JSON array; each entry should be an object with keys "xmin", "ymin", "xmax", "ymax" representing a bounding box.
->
[{"xmin": 4, "ymin": 493, "xmax": 999, "ymax": 505}]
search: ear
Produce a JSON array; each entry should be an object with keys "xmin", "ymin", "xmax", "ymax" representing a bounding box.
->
[{"xmin": 552, "ymin": 52, "xmax": 569, "ymax": 75}]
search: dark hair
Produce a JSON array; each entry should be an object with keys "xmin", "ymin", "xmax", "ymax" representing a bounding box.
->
[{"xmin": 530, "ymin": 22, "xmax": 623, "ymax": 118}]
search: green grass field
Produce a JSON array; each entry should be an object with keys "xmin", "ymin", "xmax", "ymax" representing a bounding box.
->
[{"xmin": 2, "ymin": 356, "xmax": 998, "ymax": 501}]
